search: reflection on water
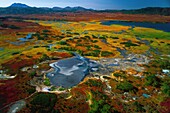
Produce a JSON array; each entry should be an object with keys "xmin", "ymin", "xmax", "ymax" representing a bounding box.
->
[{"xmin": 47, "ymin": 54, "xmax": 99, "ymax": 88}]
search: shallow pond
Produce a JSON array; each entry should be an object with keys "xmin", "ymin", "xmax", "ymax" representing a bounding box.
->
[
  {"xmin": 0, "ymin": 47, "xmax": 4, "ymax": 51},
  {"xmin": 46, "ymin": 54, "xmax": 99, "ymax": 88}
]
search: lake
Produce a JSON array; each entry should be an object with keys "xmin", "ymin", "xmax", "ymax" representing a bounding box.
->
[
  {"xmin": 101, "ymin": 20, "xmax": 170, "ymax": 32},
  {"xmin": 46, "ymin": 54, "xmax": 99, "ymax": 88}
]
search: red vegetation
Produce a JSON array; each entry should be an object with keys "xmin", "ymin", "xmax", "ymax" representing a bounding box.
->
[
  {"xmin": 50, "ymin": 52, "xmax": 72, "ymax": 58},
  {"xmin": 0, "ymin": 79, "xmax": 20, "ymax": 109},
  {"xmin": 55, "ymin": 95, "xmax": 89, "ymax": 113},
  {"xmin": 4, "ymin": 12, "xmax": 170, "ymax": 22},
  {"xmin": 160, "ymin": 98, "xmax": 170, "ymax": 113},
  {"xmin": 0, "ymin": 18, "xmax": 51, "ymax": 36},
  {"xmin": 0, "ymin": 71, "xmax": 33, "ymax": 111},
  {"xmin": 2, "ymin": 58, "xmax": 36, "ymax": 73}
]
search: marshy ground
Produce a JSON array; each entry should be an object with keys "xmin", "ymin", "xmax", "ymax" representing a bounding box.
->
[{"xmin": 0, "ymin": 15, "xmax": 170, "ymax": 113}]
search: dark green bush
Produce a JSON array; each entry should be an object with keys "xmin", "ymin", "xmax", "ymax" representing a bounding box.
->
[
  {"xmin": 30, "ymin": 93, "xmax": 57, "ymax": 112},
  {"xmin": 116, "ymin": 81, "xmax": 134, "ymax": 92},
  {"xmin": 12, "ymin": 52, "xmax": 20, "ymax": 55},
  {"xmin": 58, "ymin": 41, "xmax": 67, "ymax": 45},
  {"xmin": 145, "ymin": 75, "xmax": 161, "ymax": 87},
  {"xmin": 101, "ymin": 51, "xmax": 113, "ymax": 57},
  {"xmin": 121, "ymin": 41, "xmax": 138, "ymax": 47}
]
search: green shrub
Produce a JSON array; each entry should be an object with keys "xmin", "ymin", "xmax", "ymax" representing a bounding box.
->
[
  {"xmin": 116, "ymin": 81, "xmax": 134, "ymax": 92},
  {"xmin": 89, "ymin": 99, "xmax": 111, "ymax": 113},
  {"xmin": 94, "ymin": 45, "xmax": 101, "ymax": 49},
  {"xmin": 29, "ymin": 71, "xmax": 36, "ymax": 78},
  {"xmin": 33, "ymin": 46, "xmax": 39, "ymax": 48},
  {"xmin": 86, "ymin": 45, "xmax": 92, "ymax": 50},
  {"xmin": 120, "ymin": 41, "xmax": 138, "ymax": 47},
  {"xmin": 59, "ymin": 47, "xmax": 76, "ymax": 51},
  {"xmin": 99, "ymin": 36, "xmax": 106, "ymax": 39},
  {"xmin": 33, "ymin": 32, "xmax": 45, "ymax": 40},
  {"xmin": 101, "ymin": 51, "xmax": 113, "ymax": 57},
  {"xmin": 12, "ymin": 52, "xmax": 20, "ymax": 55},
  {"xmin": 8, "ymin": 25, "xmax": 20, "ymax": 29},
  {"xmin": 85, "ymin": 36, "xmax": 90, "ymax": 39},
  {"xmin": 59, "ymin": 35, "xmax": 65, "ymax": 38},
  {"xmin": 76, "ymin": 44, "xmax": 84, "ymax": 46},
  {"xmin": 110, "ymin": 36, "xmax": 119, "ymax": 39},
  {"xmin": 39, "ymin": 54, "xmax": 50, "ymax": 62},
  {"xmin": 43, "ymin": 29, "xmax": 50, "ymax": 33},
  {"xmin": 76, "ymin": 50, "xmax": 83, "ymax": 55},
  {"xmin": 161, "ymin": 82, "xmax": 170, "ymax": 96},
  {"xmin": 30, "ymin": 93, "xmax": 57, "ymax": 112},
  {"xmin": 92, "ymin": 35, "xmax": 98, "ymax": 38},
  {"xmin": 51, "ymin": 86, "xmax": 57, "ymax": 91},
  {"xmin": 59, "ymin": 87, "xmax": 65, "ymax": 91},
  {"xmin": 85, "ymin": 50, "xmax": 100, "ymax": 57},
  {"xmin": 27, "ymin": 88, "xmax": 36, "ymax": 94},
  {"xmin": 145, "ymin": 75, "xmax": 161, "ymax": 87},
  {"xmin": 92, "ymin": 40, "xmax": 98, "ymax": 43},
  {"xmin": 85, "ymin": 79, "xmax": 103, "ymax": 87},
  {"xmin": 133, "ymin": 102, "xmax": 145, "ymax": 112},
  {"xmin": 113, "ymin": 73, "xmax": 122, "ymax": 77},
  {"xmin": 77, "ymin": 39, "xmax": 82, "ymax": 42},
  {"xmin": 74, "ymin": 32, "xmax": 80, "ymax": 35},
  {"xmin": 58, "ymin": 41, "xmax": 67, "ymax": 45},
  {"xmin": 47, "ymin": 40, "xmax": 53, "ymax": 43},
  {"xmin": 44, "ymin": 78, "xmax": 51, "ymax": 86}
]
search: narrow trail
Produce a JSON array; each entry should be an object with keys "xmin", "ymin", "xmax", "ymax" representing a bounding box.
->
[{"xmin": 0, "ymin": 91, "xmax": 38, "ymax": 111}]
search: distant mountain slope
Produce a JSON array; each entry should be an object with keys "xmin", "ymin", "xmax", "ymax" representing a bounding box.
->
[
  {"xmin": 98, "ymin": 7, "xmax": 170, "ymax": 16},
  {"xmin": 52, "ymin": 7, "xmax": 62, "ymax": 11},
  {"xmin": 0, "ymin": 3, "xmax": 93, "ymax": 14},
  {"xmin": 63, "ymin": 6, "xmax": 89, "ymax": 11},
  {"xmin": 9, "ymin": 3, "xmax": 30, "ymax": 8},
  {"xmin": 0, "ymin": 3, "xmax": 169, "ymax": 15},
  {"xmin": 132, "ymin": 7, "xmax": 170, "ymax": 16}
]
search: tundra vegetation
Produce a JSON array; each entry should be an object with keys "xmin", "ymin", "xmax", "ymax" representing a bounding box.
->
[{"xmin": 0, "ymin": 14, "xmax": 170, "ymax": 113}]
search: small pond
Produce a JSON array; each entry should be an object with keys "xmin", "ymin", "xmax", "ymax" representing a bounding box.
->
[
  {"xmin": 0, "ymin": 47, "xmax": 4, "ymax": 51},
  {"xmin": 18, "ymin": 33, "xmax": 33, "ymax": 42}
]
